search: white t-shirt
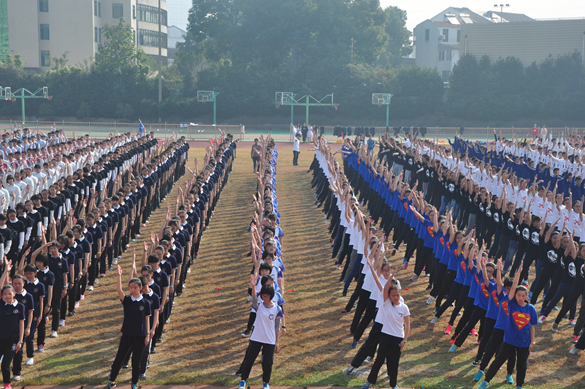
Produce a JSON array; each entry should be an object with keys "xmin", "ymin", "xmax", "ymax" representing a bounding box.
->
[
  {"xmin": 250, "ymin": 299, "xmax": 283, "ymax": 345},
  {"xmin": 381, "ymin": 299, "xmax": 410, "ymax": 338}
]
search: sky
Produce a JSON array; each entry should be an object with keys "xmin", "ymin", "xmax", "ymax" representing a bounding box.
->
[{"xmin": 166, "ymin": 1, "xmax": 585, "ymax": 35}]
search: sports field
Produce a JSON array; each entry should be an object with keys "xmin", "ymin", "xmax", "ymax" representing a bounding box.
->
[{"xmin": 14, "ymin": 141, "xmax": 585, "ymax": 389}]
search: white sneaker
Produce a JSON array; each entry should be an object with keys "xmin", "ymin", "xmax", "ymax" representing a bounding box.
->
[
  {"xmin": 569, "ymin": 347, "xmax": 583, "ymax": 355},
  {"xmin": 88, "ymin": 286, "xmax": 94, "ymax": 291},
  {"xmin": 410, "ymin": 275, "xmax": 419, "ymax": 282},
  {"xmin": 59, "ymin": 319, "xmax": 65, "ymax": 327},
  {"xmin": 430, "ymin": 316, "xmax": 439, "ymax": 324},
  {"xmin": 426, "ymin": 296, "xmax": 436, "ymax": 305},
  {"xmin": 538, "ymin": 315, "xmax": 547, "ymax": 324},
  {"xmin": 113, "ymin": 259, "xmax": 118, "ymax": 265},
  {"xmin": 50, "ymin": 331, "xmax": 58, "ymax": 338},
  {"xmin": 25, "ymin": 358, "xmax": 34, "ymax": 366},
  {"xmin": 94, "ymin": 278, "xmax": 99, "ymax": 284}
]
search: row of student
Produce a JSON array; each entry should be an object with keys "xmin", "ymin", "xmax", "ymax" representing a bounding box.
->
[
  {"xmin": 236, "ymin": 136, "xmax": 286, "ymax": 389},
  {"xmin": 320, "ymin": 134, "xmax": 585, "ymax": 388},
  {"xmin": 352, "ymin": 133, "xmax": 585, "ymax": 340},
  {"xmin": 83, "ymin": 134, "xmax": 237, "ymax": 389},
  {"xmin": 0, "ymin": 135, "xmax": 191, "ymax": 387},
  {"xmin": 308, "ymin": 138, "xmax": 410, "ymax": 389}
]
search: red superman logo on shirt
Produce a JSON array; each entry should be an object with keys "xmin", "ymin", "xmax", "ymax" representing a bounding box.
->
[
  {"xmin": 403, "ymin": 202, "xmax": 408, "ymax": 210},
  {"xmin": 512, "ymin": 311, "xmax": 530, "ymax": 330},
  {"xmin": 439, "ymin": 237, "xmax": 445, "ymax": 246},
  {"xmin": 474, "ymin": 274, "xmax": 480, "ymax": 285},
  {"xmin": 480, "ymin": 282, "xmax": 489, "ymax": 298},
  {"xmin": 491, "ymin": 290, "xmax": 500, "ymax": 306},
  {"xmin": 460, "ymin": 261, "xmax": 466, "ymax": 272},
  {"xmin": 427, "ymin": 226, "xmax": 434, "ymax": 238},
  {"xmin": 502, "ymin": 300, "xmax": 509, "ymax": 316}
]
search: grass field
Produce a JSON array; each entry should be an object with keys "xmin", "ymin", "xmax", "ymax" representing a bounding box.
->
[{"xmin": 14, "ymin": 142, "xmax": 585, "ymax": 389}]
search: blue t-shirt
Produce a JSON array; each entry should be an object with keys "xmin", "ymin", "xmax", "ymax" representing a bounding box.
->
[
  {"xmin": 463, "ymin": 259, "xmax": 476, "ymax": 287},
  {"xmin": 422, "ymin": 218, "xmax": 434, "ymax": 248},
  {"xmin": 503, "ymin": 296, "xmax": 538, "ymax": 348},
  {"xmin": 454, "ymin": 251, "xmax": 467, "ymax": 285},
  {"xmin": 495, "ymin": 291, "xmax": 510, "ymax": 330},
  {"xmin": 474, "ymin": 276, "xmax": 494, "ymax": 311},
  {"xmin": 485, "ymin": 281, "xmax": 500, "ymax": 320},
  {"xmin": 468, "ymin": 266, "xmax": 480, "ymax": 299}
]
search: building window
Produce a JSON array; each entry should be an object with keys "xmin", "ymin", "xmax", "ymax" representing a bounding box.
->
[
  {"xmin": 457, "ymin": 30, "xmax": 460, "ymax": 43},
  {"xmin": 133, "ymin": 5, "xmax": 136, "ymax": 19},
  {"xmin": 94, "ymin": 1, "xmax": 97, "ymax": 16},
  {"xmin": 446, "ymin": 51, "xmax": 452, "ymax": 61},
  {"xmin": 41, "ymin": 51, "xmax": 50, "ymax": 67},
  {"xmin": 98, "ymin": 2, "xmax": 101, "ymax": 17},
  {"xmin": 138, "ymin": 29, "xmax": 167, "ymax": 48},
  {"xmin": 439, "ymin": 51, "xmax": 446, "ymax": 61},
  {"xmin": 137, "ymin": 4, "xmax": 167, "ymax": 26},
  {"xmin": 443, "ymin": 29, "xmax": 449, "ymax": 42},
  {"xmin": 39, "ymin": 0, "xmax": 49, "ymax": 12},
  {"xmin": 112, "ymin": 3, "xmax": 123, "ymax": 18},
  {"xmin": 99, "ymin": 28, "xmax": 102, "ymax": 43},
  {"xmin": 95, "ymin": 27, "xmax": 98, "ymax": 42},
  {"xmin": 40, "ymin": 24, "xmax": 50, "ymax": 40},
  {"xmin": 425, "ymin": 29, "xmax": 429, "ymax": 42}
]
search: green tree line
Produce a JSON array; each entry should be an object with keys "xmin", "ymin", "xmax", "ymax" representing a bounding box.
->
[{"xmin": 1, "ymin": 0, "xmax": 584, "ymax": 123}]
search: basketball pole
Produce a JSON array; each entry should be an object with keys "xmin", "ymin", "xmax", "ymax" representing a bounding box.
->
[
  {"xmin": 213, "ymin": 98, "xmax": 217, "ymax": 127},
  {"xmin": 386, "ymin": 104, "xmax": 390, "ymax": 128}
]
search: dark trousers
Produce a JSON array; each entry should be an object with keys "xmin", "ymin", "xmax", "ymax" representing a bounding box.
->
[
  {"xmin": 435, "ymin": 282, "xmax": 464, "ymax": 319},
  {"xmin": 555, "ymin": 285, "xmax": 584, "ymax": 324},
  {"xmin": 240, "ymin": 340, "xmax": 276, "ymax": 383},
  {"xmin": 435, "ymin": 269, "xmax": 456, "ymax": 309},
  {"xmin": 366, "ymin": 333, "xmax": 403, "ymax": 387},
  {"xmin": 25, "ymin": 319, "xmax": 38, "ymax": 358},
  {"xmin": 475, "ymin": 317, "xmax": 496, "ymax": 360},
  {"xmin": 542, "ymin": 281, "xmax": 572, "ymax": 317},
  {"xmin": 485, "ymin": 342, "xmax": 529, "ymax": 387},
  {"xmin": 349, "ymin": 288, "xmax": 370, "ymax": 333},
  {"xmin": 37, "ymin": 313, "xmax": 47, "ymax": 347},
  {"xmin": 530, "ymin": 262, "xmax": 555, "ymax": 305},
  {"xmin": 88, "ymin": 253, "xmax": 98, "ymax": 286},
  {"xmin": 479, "ymin": 328, "xmax": 516, "ymax": 373},
  {"xmin": 293, "ymin": 151, "xmax": 299, "ymax": 166},
  {"xmin": 252, "ymin": 156, "xmax": 260, "ymax": 172},
  {"xmin": 354, "ymin": 300, "xmax": 377, "ymax": 342},
  {"xmin": 0, "ymin": 337, "xmax": 19, "ymax": 384},
  {"xmin": 454, "ymin": 306, "xmax": 486, "ymax": 347},
  {"xmin": 51, "ymin": 286, "xmax": 63, "ymax": 332},
  {"xmin": 430, "ymin": 262, "xmax": 448, "ymax": 297},
  {"xmin": 110, "ymin": 334, "xmax": 146, "ymax": 385},
  {"xmin": 452, "ymin": 296, "xmax": 476, "ymax": 339},
  {"xmin": 351, "ymin": 321, "xmax": 382, "ymax": 368}
]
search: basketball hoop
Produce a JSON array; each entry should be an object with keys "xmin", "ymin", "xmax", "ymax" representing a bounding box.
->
[
  {"xmin": 333, "ymin": 104, "xmax": 340, "ymax": 111},
  {"xmin": 377, "ymin": 103, "xmax": 382, "ymax": 107},
  {"xmin": 276, "ymin": 103, "xmax": 281, "ymax": 109}
]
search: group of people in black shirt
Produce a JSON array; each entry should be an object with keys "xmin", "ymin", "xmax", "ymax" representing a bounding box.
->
[{"xmin": 0, "ymin": 131, "xmax": 194, "ymax": 388}]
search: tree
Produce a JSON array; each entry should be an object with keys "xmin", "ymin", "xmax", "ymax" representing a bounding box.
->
[
  {"xmin": 14, "ymin": 54, "xmax": 23, "ymax": 68},
  {"xmin": 376, "ymin": 6, "xmax": 412, "ymax": 68},
  {"xmin": 94, "ymin": 19, "xmax": 150, "ymax": 76},
  {"xmin": 51, "ymin": 51, "xmax": 69, "ymax": 70}
]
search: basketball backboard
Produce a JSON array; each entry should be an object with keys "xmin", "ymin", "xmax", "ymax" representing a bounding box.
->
[
  {"xmin": 197, "ymin": 90, "xmax": 217, "ymax": 103},
  {"xmin": 372, "ymin": 93, "xmax": 392, "ymax": 106}
]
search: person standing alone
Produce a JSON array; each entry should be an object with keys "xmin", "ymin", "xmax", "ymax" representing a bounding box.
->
[
  {"xmin": 251, "ymin": 139, "xmax": 262, "ymax": 172},
  {"xmin": 293, "ymin": 133, "xmax": 301, "ymax": 166}
]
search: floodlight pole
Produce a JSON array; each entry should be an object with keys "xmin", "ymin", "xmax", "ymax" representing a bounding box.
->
[
  {"xmin": 6, "ymin": 87, "xmax": 51, "ymax": 124},
  {"xmin": 213, "ymin": 97, "xmax": 217, "ymax": 127},
  {"xmin": 305, "ymin": 95, "xmax": 310, "ymax": 125}
]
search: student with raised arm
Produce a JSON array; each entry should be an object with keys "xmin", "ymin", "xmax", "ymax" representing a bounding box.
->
[
  {"xmin": 360, "ymin": 257, "xmax": 410, "ymax": 389},
  {"xmin": 0, "ymin": 260, "xmax": 25, "ymax": 389},
  {"xmin": 474, "ymin": 259, "xmax": 516, "ymax": 385},
  {"xmin": 478, "ymin": 261, "xmax": 537, "ymax": 389},
  {"xmin": 238, "ymin": 270, "xmax": 283, "ymax": 389},
  {"xmin": 103, "ymin": 265, "xmax": 151, "ymax": 389}
]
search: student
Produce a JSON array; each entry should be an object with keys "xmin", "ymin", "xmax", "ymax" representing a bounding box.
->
[
  {"xmin": 20, "ymin": 262, "xmax": 45, "ymax": 366},
  {"xmin": 32, "ymin": 241, "xmax": 68, "ymax": 338},
  {"xmin": 104, "ymin": 266, "xmax": 151, "ymax": 389},
  {"xmin": 0, "ymin": 263, "xmax": 25, "ymax": 389},
  {"xmin": 360, "ymin": 280, "xmax": 410, "ymax": 389},
  {"xmin": 8, "ymin": 274, "xmax": 33, "ymax": 382},
  {"xmin": 478, "ymin": 261, "xmax": 537, "ymax": 389},
  {"xmin": 293, "ymin": 133, "xmax": 301, "ymax": 166},
  {"xmin": 32, "ymin": 253, "xmax": 53, "ymax": 353},
  {"xmin": 238, "ymin": 280, "xmax": 283, "ymax": 389},
  {"xmin": 474, "ymin": 259, "xmax": 516, "ymax": 385}
]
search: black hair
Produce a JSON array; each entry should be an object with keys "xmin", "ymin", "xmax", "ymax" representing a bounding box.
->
[
  {"xmin": 259, "ymin": 262, "xmax": 273, "ymax": 273},
  {"xmin": 141, "ymin": 265, "xmax": 153, "ymax": 274},
  {"xmin": 24, "ymin": 264, "xmax": 37, "ymax": 273},
  {"xmin": 147, "ymin": 254, "xmax": 160, "ymax": 264},
  {"xmin": 259, "ymin": 283, "xmax": 275, "ymax": 300}
]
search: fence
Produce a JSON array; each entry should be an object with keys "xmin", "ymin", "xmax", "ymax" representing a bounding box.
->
[
  {"xmin": 0, "ymin": 120, "xmax": 241, "ymax": 141},
  {"xmin": 2, "ymin": 120, "xmax": 583, "ymax": 143}
]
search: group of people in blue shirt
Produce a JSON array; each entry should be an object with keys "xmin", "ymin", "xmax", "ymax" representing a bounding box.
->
[{"xmin": 309, "ymin": 130, "xmax": 585, "ymax": 389}]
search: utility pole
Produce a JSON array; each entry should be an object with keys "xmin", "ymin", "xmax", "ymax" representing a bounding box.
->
[{"xmin": 158, "ymin": 0, "xmax": 162, "ymax": 123}]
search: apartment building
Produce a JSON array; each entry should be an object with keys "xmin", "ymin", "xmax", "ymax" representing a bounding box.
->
[{"xmin": 2, "ymin": 0, "xmax": 167, "ymax": 71}]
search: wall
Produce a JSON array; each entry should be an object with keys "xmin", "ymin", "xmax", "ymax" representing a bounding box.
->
[{"xmin": 460, "ymin": 19, "xmax": 585, "ymax": 66}]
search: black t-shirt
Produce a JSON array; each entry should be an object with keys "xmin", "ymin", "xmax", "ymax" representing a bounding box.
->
[
  {"xmin": 542, "ymin": 240, "xmax": 561, "ymax": 267},
  {"xmin": 502, "ymin": 211, "xmax": 516, "ymax": 237},
  {"xmin": 527, "ymin": 225, "xmax": 541, "ymax": 253},
  {"xmin": 517, "ymin": 222, "xmax": 531, "ymax": 252},
  {"xmin": 27, "ymin": 210, "xmax": 43, "ymax": 238},
  {"xmin": 24, "ymin": 281, "xmax": 46, "ymax": 319},
  {"xmin": 41, "ymin": 199, "xmax": 55, "ymax": 221},
  {"xmin": 561, "ymin": 254, "xmax": 578, "ymax": 285},
  {"xmin": 120, "ymin": 295, "xmax": 151, "ymax": 337},
  {"xmin": 7, "ymin": 219, "xmax": 26, "ymax": 251}
]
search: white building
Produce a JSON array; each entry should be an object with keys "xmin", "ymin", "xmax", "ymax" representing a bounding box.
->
[
  {"xmin": 5, "ymin": 0, "xmax": 167, "ymax": 71},
  {"xmin": 166, "ymin": 25, "xmax": 185, "ymax": 66},
  {"xmin": 413, "ymin": 7, "xmax": 533, "ymax": 81}
]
